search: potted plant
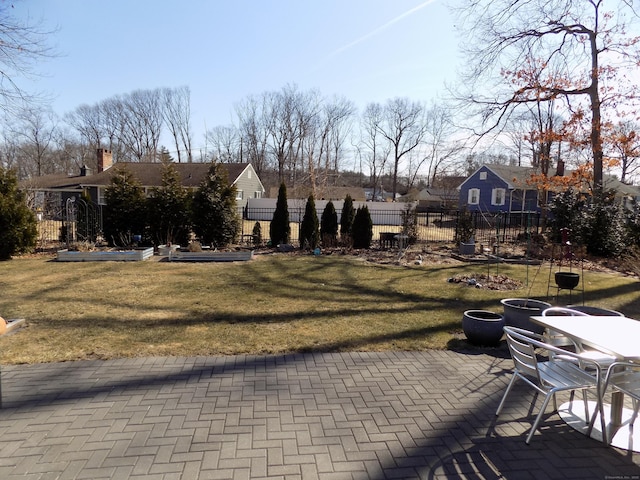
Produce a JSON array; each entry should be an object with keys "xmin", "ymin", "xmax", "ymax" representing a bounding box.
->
[{"xmin": 455, "ymin": 208, "xmax": 476, "ymax": 255}]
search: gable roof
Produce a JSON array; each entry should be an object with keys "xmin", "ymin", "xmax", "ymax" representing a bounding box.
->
[
  {"xmin": 458, "ymin": 163, "xmax": 640, "ymax": 198},
  {"xmin": 23, "ymin": 162, "xmax": 255, "ymax": 191},
  {"xmin": 458, "ymin": 164, "xmax": 540, "ymax": 191}
]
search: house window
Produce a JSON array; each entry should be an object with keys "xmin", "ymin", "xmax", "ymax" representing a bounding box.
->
[
  {"xmin": 254, "ymin": 191, "xmax": 262, "ymax": 199},
  {"xmin": 468, "ymin": 188, "xmax": 480, "ymax": 205},
  {"xmin": 98, "ymin": 187, "xmax": 106, "ymax": 205},
  {"xmin": 492, "ymin": 188, "xmax": 506, "ymax": 206},
  {"xmin": 479, "ymin": 172, "xmax": 487, "ymax": 180},
  {"xmin": 236, "ymin": 190, "xmax": 244, "ymax": 200}
]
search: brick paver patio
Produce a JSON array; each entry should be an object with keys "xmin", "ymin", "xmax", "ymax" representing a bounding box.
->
[{"xmin": 0, "ymin": 350, "xmax": 638, "ymax": 479}]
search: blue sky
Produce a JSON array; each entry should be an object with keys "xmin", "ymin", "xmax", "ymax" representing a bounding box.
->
[{"xmin": 14, "ymin": 0, "xmax": 460, "ymax": 149}]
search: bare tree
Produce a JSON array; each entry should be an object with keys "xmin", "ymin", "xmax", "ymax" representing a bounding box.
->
[
  {"xmin": 456, "ymin": 0, "xmax": 640, "ymax": 194},
  {"xmin": 360, "ymin": 103, "xmax": 390, "ymax": 201},
  {"xmin": 235, "ymin": 94, "xmax": 271, "ymax": 175},
  {"xmin": 111, "ymin": 89, "xmax": 163, "ymax": 162},
  {"xmin": 265, "ymin": 85, "xmax": 308, "ymax": 183},
  {"xmin": 0, "ymin": 4, "xmax": 56, "ymax": 113},
  {"xmin": 205, "ymin": 125, "xmax": 240, "ymax": 163},
  {"xmin": 319, "ymin": 96, "xmax": 355, "ymax": 187},
  {"xmin": 162, "ymin": 86, "xmax": 192, "ymax": 163},
  {"xmin": 409, "ymin": 102, "xmax": 463, "ymax": 188},
  {"xmin": 607, "ymin": 120, "xmax": 640, "ymax": 184},
  {"xmin": 376, "ymin": 97, "xmax": 427, "ymax": 199},
  {"xmin": 11, "ymin": 105, "xmax": 59, "ymax": 177}
]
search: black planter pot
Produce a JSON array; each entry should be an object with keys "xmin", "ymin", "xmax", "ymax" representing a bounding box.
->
[
  {"xmin": 555, "ymin": 271, "xmax": 580, "ymax": 290},
  {"xmin": 462, "ymin": 310, "xmax": 505, "ymax": 346}
]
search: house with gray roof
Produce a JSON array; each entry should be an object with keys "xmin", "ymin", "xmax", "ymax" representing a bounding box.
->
[
  {"xmin": 458, "ymin": 163, "xmax": 640, "ymax": 213},
  {"xmin": 23, "ymin": 149, "xmax": 265, "ymax": 212}
]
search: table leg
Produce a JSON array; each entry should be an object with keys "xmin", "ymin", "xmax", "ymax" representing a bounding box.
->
[{"xmin": 611, "ymin": 391, "xmax": 624, "ymax": 426}]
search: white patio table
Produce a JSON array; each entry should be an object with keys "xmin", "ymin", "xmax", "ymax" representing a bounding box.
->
[{"xmin": 531, "ymin": 315, "xmax": 640, "ymax": 450}]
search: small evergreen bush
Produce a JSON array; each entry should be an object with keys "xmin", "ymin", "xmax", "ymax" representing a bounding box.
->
[
  {"xmin": 352, "ymin": 205, "xmax": 373, "ymax": 249},
  {"xmin": 300, "ymin": 194, "xmax": 320, "ymax": 250},
  {"xmin": 0, "ymin": 167, "xmax": 37, "ymax": 260},
  {"xmin": 320, "ymin": 201, "xmax": 338, "ymax": 247},
  {"xmin": 340, "ymin": 194, "xmax": 355, "ymax": 247},
  {"xmin": 270, "ymin": 183, "xmax": 290, "ymax": 246}
]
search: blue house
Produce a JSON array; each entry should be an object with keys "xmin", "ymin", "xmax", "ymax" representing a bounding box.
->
[
  {"xmin": 458, "ymin": 163, "xmax": 640, "ymax": 214},
  {"xmin": 458, "ymin": 164, "xmax": 540, "ymax": 213}
]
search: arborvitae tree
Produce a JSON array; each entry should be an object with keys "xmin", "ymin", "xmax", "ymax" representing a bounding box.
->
[
  {"xmin": 352, "ymin": 205, "xmax": 373, "ymax": 249},
  {"xmin": 320, "ymin": 200, "xmax": 338, "ymax": 247},
  {"xmin": 340, "ymin": 194, "xmax": 355, "ymax": 246},
  {"xmin": 270, "ymin": 183, "xmax": 290, "ymax": 245},
  {"xmin": 300, "ymin": 194, "xmax": 320, "ymax": 250},
  {"xmin": 192, "ymin": 162, "xmax": 239, "ymax": 248},
  {"xmin": 0, "ymin": 167, "xmax": 37, "ymax": 260},
  {"xmin": 147, "ymin": 162, "xmax": 192, "ymax": 246},
  {"xmin": 103, "ymin": 166, "xmax": 147, "ymax": 247}
]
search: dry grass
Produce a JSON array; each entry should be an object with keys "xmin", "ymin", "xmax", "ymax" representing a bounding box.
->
[{"xmin": 0, "ymin": 250, "xmax": 639, "ymax": 364}]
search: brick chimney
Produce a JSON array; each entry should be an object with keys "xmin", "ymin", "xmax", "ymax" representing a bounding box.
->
[{"xmin": 97, "ymin": 148, "xmax": 113, "ymax": 172}]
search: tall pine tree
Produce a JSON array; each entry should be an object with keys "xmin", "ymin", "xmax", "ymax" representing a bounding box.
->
[
  {"xmin": 103, "ymin": 166, "xmax": 147, "ymax": 247},
  {"xmin": 192, "ymin": 162, "xmax": 239, "ymax": 248}
]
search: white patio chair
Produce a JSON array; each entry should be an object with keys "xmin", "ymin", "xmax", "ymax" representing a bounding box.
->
[
  {"xmin": 590, "ymin": 361, "xmax": 640, "ymax": 446},
  {"xmin": 497, "ymin": 326, "xmax": 606, "ymax": 444},
  {"xmin": 541, "ymin": 307, "xmax": 617, "ymax": 366}
]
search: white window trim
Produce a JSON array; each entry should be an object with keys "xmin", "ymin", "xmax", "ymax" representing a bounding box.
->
[
  {"xmin": 236, "ymin": 190, "xmax": 244, "ymax": 200},
  {"xmin": 479, "ymin": 172, "xmax": 487, "ymax": 180},
  {"xmin": 468, "ymin": 188, "xmax": 480, "ymax": 205},
  {"xmin": 491, "ymin": 188, "xmax": 506, "ymax": 206},
  {"xmin": 97, "ymin": 187, "xmax": 106, "ymax": 205}
]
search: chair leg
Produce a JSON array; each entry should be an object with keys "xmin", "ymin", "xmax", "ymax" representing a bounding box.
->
[
  {"xmin": 587, "ymin": 386, "xmax": 608, "ymax": 444},
  {"xmin": 526, "ymin": 392, "xmax": 554, "ymax": 444},
  {"xmin": 496, "ymin": 374, "xmax": 518, "ymax": 416}
]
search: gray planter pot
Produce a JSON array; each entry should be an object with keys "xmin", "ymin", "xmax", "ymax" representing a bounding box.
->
[
  {"xmin": 462, "ymin": 310, "xmax": 505, "ymax": 346},
  {"xmin": 500, "ymin": 298, "xmax": 551, "ymax": 334},
  {"xmin": 459, "ymin": 242, "xmax": 475, "ymax": 255},
  {"xmin": 567, "ymin": 305, "xmax": 623, "ymax": 316}
]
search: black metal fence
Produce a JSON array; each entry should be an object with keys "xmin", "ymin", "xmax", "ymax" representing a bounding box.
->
[
  {"xmin": 34, "ymin": 204, "xmax": 542, "ymax": 249},
  {"xmin": 239, "ymin": 208, "xmax": 543, "ymax": 247}
]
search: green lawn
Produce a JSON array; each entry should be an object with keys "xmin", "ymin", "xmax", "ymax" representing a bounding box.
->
[{"xmin": 0, "ymin": 252, "xmax": 638, "ymax": 364}]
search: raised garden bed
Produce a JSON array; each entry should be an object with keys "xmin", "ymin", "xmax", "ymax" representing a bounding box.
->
[
  {"xmin": 168, "ymin": 250, "xmax": 254, "ymax": 262},
  {"xmin": 57, "ymin": 247, "xmax": 154, "ymax": 262}
]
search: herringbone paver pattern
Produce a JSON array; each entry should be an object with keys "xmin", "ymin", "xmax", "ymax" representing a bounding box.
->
[{"xmin": 0, "ymin": 351, "xmax": 638, "ymax": 479}]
